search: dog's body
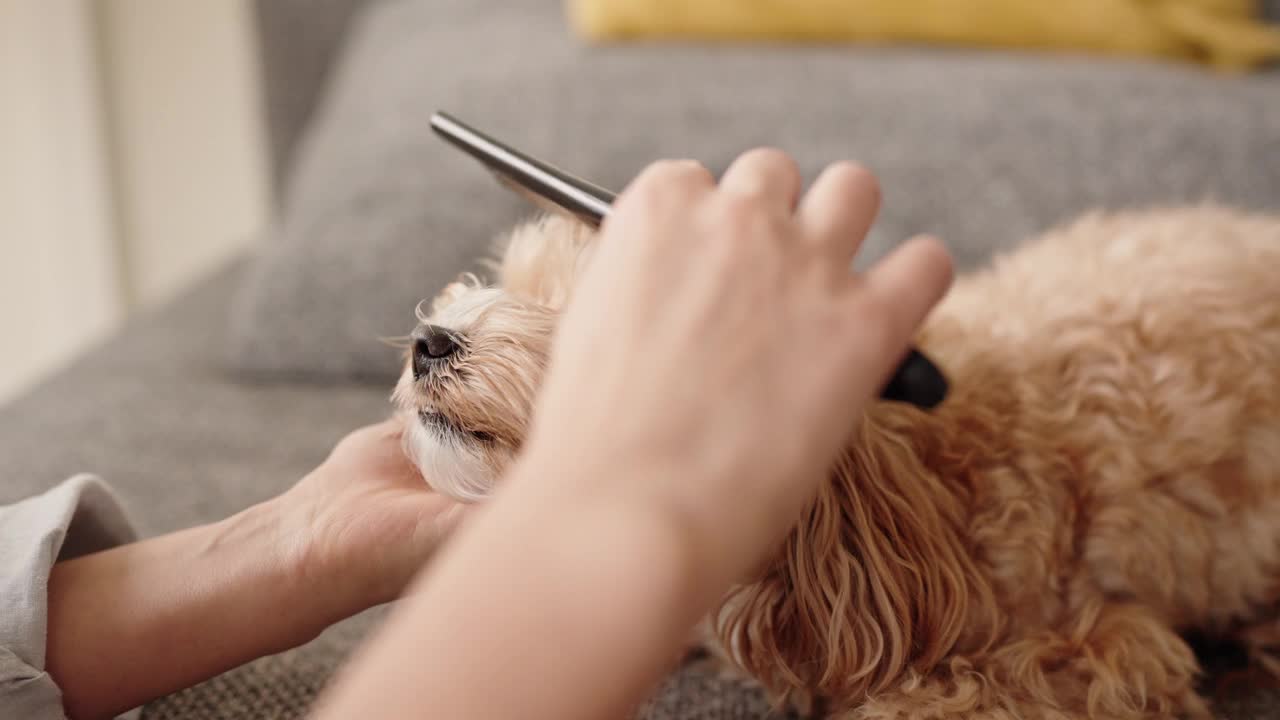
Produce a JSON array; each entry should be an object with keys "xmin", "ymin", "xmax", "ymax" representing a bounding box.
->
[{"xmin": 395, "ymin": 205, "xmax": 1280, "ymax": 718}]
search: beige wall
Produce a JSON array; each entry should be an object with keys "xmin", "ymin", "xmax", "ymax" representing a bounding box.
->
[
  {"xmin": 0, "ymin": 0, "xmax": 122, "ymax": 403},
  {"xmin": 0, "ymin": 0, "xmax": 268, "ymax": 402},
  {"xmin": 99, "ymin": 0, "xmax": 270, "ymax": 307}
]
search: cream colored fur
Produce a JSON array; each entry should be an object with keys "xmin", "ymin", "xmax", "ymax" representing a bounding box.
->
[{"xmin": 394, "ymin": 205, "xmax": 1280, "ymax": 718}]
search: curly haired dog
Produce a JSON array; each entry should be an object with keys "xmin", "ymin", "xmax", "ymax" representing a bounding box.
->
[{"xmin": 393, "ymin": 205, "xmax": 1280, "ymax": 718}]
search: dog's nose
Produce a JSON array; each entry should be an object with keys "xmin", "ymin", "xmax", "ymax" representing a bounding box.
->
[{"xmin": 412, "ymin": 325, "xmax": 460, "ymax": 378}]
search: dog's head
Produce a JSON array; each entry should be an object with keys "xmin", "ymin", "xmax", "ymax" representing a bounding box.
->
[
  {"xmin": 393, "ymin": 214, "xmax": 596, "ymax": 501},
  {"xmin": 394, "ymin": 213, "xmax": 995, "ymax": 709}
]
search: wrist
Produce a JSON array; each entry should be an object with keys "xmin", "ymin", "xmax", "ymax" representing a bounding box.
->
[
  {"xmin": 46, "ymin": 498, "xmax": 353, "ymax": 718},
  {"xmin": 513, "ymin": 432, "xmax": 783, "ymax": 597},
  {"xmin": 502, "ymin": 449, "xmax": 727, "ymax": 609},
  {"xmin": 221, "ymin": 496, "xmax": 357, "ymax": 647}
]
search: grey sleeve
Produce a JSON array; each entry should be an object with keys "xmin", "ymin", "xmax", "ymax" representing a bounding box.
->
[{"xmin": 0, "ymin": 474, "xmax": 138, "ymax": 720}]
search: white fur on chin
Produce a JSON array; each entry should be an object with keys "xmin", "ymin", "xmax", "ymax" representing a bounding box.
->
[{"xmin": 402, "ymin": 417, "xmax": 494, "ymax": 503}]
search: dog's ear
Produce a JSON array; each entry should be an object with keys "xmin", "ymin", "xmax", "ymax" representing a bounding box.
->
[
  {"xmin": 495, "ymin": 213, "xmax": 596, "ymax": 308},
  {"xmin": 712, "ymin": 408, "xmax": 999, "ymax": 709}
]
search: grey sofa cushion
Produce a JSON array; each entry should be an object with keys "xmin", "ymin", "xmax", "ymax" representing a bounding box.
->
[
  {"xmin": 226, "ymin": 0, "xmax": 1280, "ymax": 383},
  {"xmin": 252, "ymin": 0, "xmax": 377, "ymax": 195}
]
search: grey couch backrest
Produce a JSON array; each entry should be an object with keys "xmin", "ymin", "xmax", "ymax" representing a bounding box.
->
[
  {"xmin": 251, "ymin": 0, "xmax": 1280, "ymax": 200},
  {"xmin": 253, "ymin": 0, "xmax": 375, "ymax": 197}
]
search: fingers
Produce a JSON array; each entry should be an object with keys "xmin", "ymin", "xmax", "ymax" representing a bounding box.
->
[
  {"xmin": 867, "ymin": 233, "xmax": 953, "ymax": 297},
  {"xmin": 373, "ymin": 416, "xmax": 409, "ymax": 441},
  {"xmin": 718, "ymin": 148, "xmax": 802, "ymax": 214},
  {"xmin": 610, "ymin": 159, "xmax": 716, "ymax": 232},
  {"xmin": 844, "ymin": 235, "xmax": 954, "ymax": 396},
  {"xmin": 624, "ymin": 159, "xmax": 716, "ymax": 201},
  {"xmin": 797, "ymin": 162, "xmax": 881, "ymax": 268}
]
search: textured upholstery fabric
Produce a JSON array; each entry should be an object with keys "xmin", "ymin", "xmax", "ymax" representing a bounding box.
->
[
  {"xmin": 227, "ymin": 0, "xmax": 1280, "ymax": 383},
  {"xmin": 140, "ymin": 639, "xmax": 795, "ymax": 720},
  {"xmin": 0, "ymin": 262, "xmax": 390, "ymax": 531}
]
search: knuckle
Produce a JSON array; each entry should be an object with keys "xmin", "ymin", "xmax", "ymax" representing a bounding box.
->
[
  {"xmin": 738, "ymin": 147, "xmax": 801, "ymax": 191},
  {"xmin": 742, "ymin": 146, "xmax": 796, "ymax": 169},
  {"xmin": 622, "ymin": 160, "xmax": 712, "ymax": 213},
  {"xmin": 715, "ymin": 196, "xmax": 779, "ymax": 239},
  {"xmin": 718, "ymin": 192, "xmax": 765, "ymax": 219},
  {"xmin": 651, "ymin": 158, "xmax": 712, "ymax": 185},
  {"xmin": 916, "ymin": 235, "xmax": 956, "ymax": 283},
  {"xmin": 828, "ymin": 161, "xmax": 881, "ymax": 199}
]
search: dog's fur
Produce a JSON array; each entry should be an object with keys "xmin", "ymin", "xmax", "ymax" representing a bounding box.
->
[{"xmin": 394, "ymin": 205, "xmax": 1280, "ymax": 718}]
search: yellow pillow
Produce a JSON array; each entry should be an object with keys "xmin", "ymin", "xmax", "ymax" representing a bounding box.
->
[{"xmin": 566, "ymin": 0, "xmax": 1280, "ymax": 71}]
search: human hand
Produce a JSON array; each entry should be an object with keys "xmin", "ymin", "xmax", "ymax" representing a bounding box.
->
[
  {"xmin": 44, "ymin": 418, "xmax": 466, "ymax": 719},
  {"xmin": 519, "ymin": 150, "xmax": 953, "ymax": 590},
  {"xmin": 273, "ymin": 418, "xmax": 469, "ymax": 610}
]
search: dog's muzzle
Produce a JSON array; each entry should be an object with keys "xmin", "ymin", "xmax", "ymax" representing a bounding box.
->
[{"xmin": 412, "ymin": 324, "xmax": 461, "ymax": 379}]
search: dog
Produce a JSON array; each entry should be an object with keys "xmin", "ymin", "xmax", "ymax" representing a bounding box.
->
[{"xmin": 393, "ymin": 204, "xmax": 1280, "ymax": 718}]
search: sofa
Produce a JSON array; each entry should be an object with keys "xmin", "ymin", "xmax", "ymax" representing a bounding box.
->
[{"xmin": 3, "ymin": 1, "xmax": 1279, "ymax": 717}]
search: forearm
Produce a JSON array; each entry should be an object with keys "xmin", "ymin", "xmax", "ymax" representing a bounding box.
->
[
  {"xmin": 45, "ymin": 499, "xmax": 345, "ymax": 720},
  {"xmin": 312, "ymin": 462, "xmax": 717, "ymax": 720}
]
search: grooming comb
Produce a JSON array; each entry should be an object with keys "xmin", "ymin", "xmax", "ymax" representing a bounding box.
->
[{"xmin": 430, "ymin": 111, "xmax": 948, "ymax": 410}]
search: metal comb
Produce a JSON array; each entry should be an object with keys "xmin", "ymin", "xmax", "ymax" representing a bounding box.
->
[{"xmin": 430, "ymin": 111, "xmax": 948, "ymax": 410}]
